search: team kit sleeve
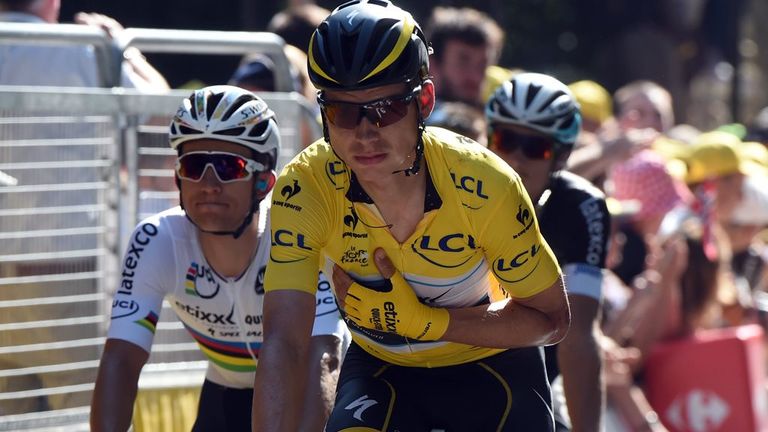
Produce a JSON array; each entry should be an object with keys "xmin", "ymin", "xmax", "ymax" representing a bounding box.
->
[
  {"xmin": 311, "ymin": 271, "xmax": 349, "ymax": 340},
  {"xmin": 265, "ymin": 160, "xmax": 332, "ymax": 295},
  {"xmin": 106, "ymin": 219, "xmax": 172, "ymax": 352},
  {"xmin": 479, "ymin": 175, "xmax": 562, "ymax": 299},
  {"xmin": 561, "ymin": 194, "xmax": 611, "ymax": 301}
]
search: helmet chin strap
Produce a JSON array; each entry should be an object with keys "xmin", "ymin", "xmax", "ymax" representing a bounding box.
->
[{"xmin": 391, "ymin": 114, "xmax": 426, "ymax": 176}]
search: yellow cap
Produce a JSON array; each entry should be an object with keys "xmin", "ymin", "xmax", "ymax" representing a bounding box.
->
[
  {"xmin": 740, "ymin": 141, "xmax": 768, "ymax": 168},
  {"xmin": 482, "ymin": 65, "xmax": 518, "ymax": 104},
  {"xmin": 685, "ymin": 131, "xmax": 767, "ymax": 183},
  {"xmin": 568, "ymin": 80, "xmax": 612, "ymax": 124}
]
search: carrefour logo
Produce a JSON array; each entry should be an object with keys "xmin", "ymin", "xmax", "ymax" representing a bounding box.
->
[
  {"xmin": 664, "ymin": 389, "xmax": 730, "ymax": 431},
  {"xmin": 492, "ymin": 243, "xmax": 542, "ymax": 283},
  {"xmin": 272, "ymin": 229, "xmax": 312, "ymax": 250},
  {"xmin": 411, "ymin": 233, "xmax": 477, "ymax": 268}
]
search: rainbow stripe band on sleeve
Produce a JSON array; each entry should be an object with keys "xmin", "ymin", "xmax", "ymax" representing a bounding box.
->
[{"xmin": 134, "ymin": 311, "xmax": 158, "ymax": 334}]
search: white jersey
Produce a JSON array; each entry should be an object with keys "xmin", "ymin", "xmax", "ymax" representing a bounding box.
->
[{"xmin": 107, "ymin": 202, "xmax": 347, "ymax": 388}]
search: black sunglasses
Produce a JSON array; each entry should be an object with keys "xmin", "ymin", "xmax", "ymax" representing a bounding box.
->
[
  {"xmin": 318, "ymin": 86, "xmax": 420, "ymax": 130},
  {"xmin": 488, "ymin": 128, "xmax": 556, "ymax": 160}
]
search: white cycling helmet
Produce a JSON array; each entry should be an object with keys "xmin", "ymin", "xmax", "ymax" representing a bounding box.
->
[
  {"xmin": 169, "ymin": 85, "xmax": 280, "ymax": 171},
  {"xmin": 486, "ymin": 72, "xmax": 581, "ymax": 146}
]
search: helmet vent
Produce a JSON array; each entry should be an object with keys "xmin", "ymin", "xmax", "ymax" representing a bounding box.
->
[
  {"xmin": 187, "ymin": 96, "xmax": 198, "ymax": 121},
  {"xmin": 215, "ymin": 127, "xmax": 246, "ymax": 136},
  {"xmin": 222, "ymin": 95, "xmax": 255, "ymax": 122},
  {"xmin": 206, "ymin": 93, "xmax": 225, "ymax": 120},
  {"xmin": 179, "ymin": 125, "xmax": 203, "ymax": 135},
  {"xmin": 368, "ymin": 0, "xmax": 390, "ymax": 7},
  {"xmin": 538, "ymin": 91, "xmax": 566, "ymax": 113},
  {"xmin": 248, "ymin": 121, "xmax": 270, "ymax": 138},
  {"xmin": 560, "ymin": 115, "xmax": 575, "ymax": 130},
  {"xmin": 525, "ymin": 84, "xmax": 542, "ymax": 109}
]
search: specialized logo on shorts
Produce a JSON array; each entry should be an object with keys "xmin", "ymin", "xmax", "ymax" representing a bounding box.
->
[
  {"xmin": 411, "ymin": 233, "xmax": 477, "ymax": 268},
  {"xmin": 345, "ymin": 395, "xmax": 378, "ymax": 422},
  {"xmin": 325, "ymin": 160, "xmax": 346, "ymax": 190},
  {"xmin": 111, "ymin": 299, "xmax": 140, "ymax": 319},
  {"xmin": 513, "ymin": 204, "xmax": 534, "ymax": 239},
  {"xmin": 134, "ymin": 311, "xmax": 158, "ymax": 334},
  {"xmin": 492, "ymin": 243, "xmax": 542, "ymax": 283},
  {"xmin": 341, "ymin": 246, "xmax": 368, "ymax": 267},
  {"xmin": 254, "ymin": 266, "xmax": 266, "ymax": 295},
  {"xmin": 342, "ymin": 207, "xmax": 367, "ymax": 239},
  {"xmin": 118, "ymin": 223, "xmax": 158, "ymax": 295},
  {"xmin": 273, "ymin": 179, "xmax": 303, "ymax": 212},
  {"xmin": 450, "ymin": 172, "xmax": 489, "ymax": 208},
  {"xmin": 185, "ymin": 262, "xmax": 221, "ymax": 299}
]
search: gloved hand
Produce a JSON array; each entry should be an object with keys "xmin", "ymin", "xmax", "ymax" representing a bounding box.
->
[{"xmin": 333, "ymin": 248, "xmax": 449, "ymax": 341}]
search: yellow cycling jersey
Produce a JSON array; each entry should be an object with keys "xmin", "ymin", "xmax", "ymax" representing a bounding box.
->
[{"xmin": 266, "ymin": 127, "xmax": 561, "ymax": 367}]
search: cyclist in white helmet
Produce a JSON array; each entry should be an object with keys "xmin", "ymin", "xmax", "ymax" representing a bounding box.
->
[
  {"xmin": 486, "ymin": 72, "xmax": 610, "ymax": 432},
  {"xmin": 90, "ymin": 85, "xmax": 349, "ymax": 432}
]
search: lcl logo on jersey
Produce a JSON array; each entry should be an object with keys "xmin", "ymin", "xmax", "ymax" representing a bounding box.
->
[
  {"xmin": 492, "ymin": 243, "xmax": 542, "ymax": 283},
  {"xmin": 273, "ymin": 179, "xmax": 303, "ymax": 212},
  {"xmin": 342, "ymin": 207, "xmax": 367, "ymax": 239},
  {"xmin": 111, "ymin": 299, "xmax": 140, "ymax": 319},
  {"xmin": 411, "ymin": 233, "xmax": 478, "ymax": 268},
  {"xmin": 273, "ymin": 229, "xmax": 313, "ymax": 250},
  {"xmin": 450, "ymin": 172, "xmax": 489, "ymax": 199},
  {"xmin": 325, "ymin": 160, "xmax": 346, "ymax": 190},
  {"xmin": 513, "ymin": 204, "xmax": 535, "ymax": 239}
]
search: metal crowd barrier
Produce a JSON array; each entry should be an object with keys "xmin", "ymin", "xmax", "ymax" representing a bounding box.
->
[{"xmin": 0, "ymin": 23, "xmax": 319, "ymax": 431}]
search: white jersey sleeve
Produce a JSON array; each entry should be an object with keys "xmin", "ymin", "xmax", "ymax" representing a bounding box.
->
[{"xmin": 107, "ymin": 216, "xmax": 174, "ymax": 352}]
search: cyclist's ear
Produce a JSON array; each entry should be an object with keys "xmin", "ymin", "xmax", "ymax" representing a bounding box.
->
[
  {"xmin": 418, "ymin": 80, "xmax": 435, "ymax": 119},
  {"xmin": 255, "ymin": 170, "xmax": 276, "ymax": 198}
]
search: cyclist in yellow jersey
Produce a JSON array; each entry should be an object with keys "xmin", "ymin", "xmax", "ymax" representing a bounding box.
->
[{"xmin": 253, "ymin": 1, "xmax": 570, "ymax": 430}]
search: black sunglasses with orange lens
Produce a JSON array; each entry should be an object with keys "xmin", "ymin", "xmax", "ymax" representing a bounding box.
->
[
  {"xmin": 488, "ymin": 128, "xmax": 556, "ymax": 160},
  {"xmin": 318, "ymin": 86, "xmax": 420, "ymax": 130}
]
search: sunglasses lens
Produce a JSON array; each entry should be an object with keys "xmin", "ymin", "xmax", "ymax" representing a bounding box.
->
[
  {"xmin": 369, "ymin": 99, "xmax": 411, "ymax": 128},
  {"xmin": 178, "ymin": 153, "xmax": 251, "ymax": 182},
  {"xmin": 321, "ymin": 92, "xmax": 414, "ymax": 130},
  {"xmin": 491, "ymin": 129, "xmax": 554, "ymax": 160},
  {"xmin": 323, "ymin": 103, "xmax": 361, "ymax": 129}
]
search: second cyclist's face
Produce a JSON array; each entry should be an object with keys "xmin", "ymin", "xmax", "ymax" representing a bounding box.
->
[
  {"xmin": 179, "ymin": 139, "xmax": 255, "ymax": 233},
  {"xmin": 488, "ymin": 125, "xmax": 554, "ymax": 201},
  {"xmin": 323, "ymin": 83, "xmax": 421, "ymax": 183}
]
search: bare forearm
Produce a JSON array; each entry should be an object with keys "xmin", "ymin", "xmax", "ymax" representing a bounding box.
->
[
  {"xmin": 253, "ymin": 341, "xmax": 310, "ymax": 432},
  {"xmin": 299, "ymin": 336, "xmax": 342, "ymax": 431},
  {"xmin": 558, "ymin": 330, "xmax": 604, "ymax": 432},
  {"xmin": 90, "ymin": 342, "xmax": 146, "ymax": 432},
  {"xmin": 442, "ymin": 299, "xmax": 567, "ymax": 348}
]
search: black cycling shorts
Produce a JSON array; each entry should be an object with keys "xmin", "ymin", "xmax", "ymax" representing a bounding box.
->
[
  {"xmin": 326, "ymin": 343, "xmax": 554, "ymax": 432},
  {"xmin": 191, "ymin": 379, "xmax": 252, "ymax": 432}
]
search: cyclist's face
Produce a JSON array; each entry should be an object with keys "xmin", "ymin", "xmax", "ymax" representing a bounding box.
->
[
  {"xmin": 178, "ymin": 139, "xmax": 257, "ymax": 233},
  {"xmin": 323, "ymin": 83, "xmax": 422, "ymax": 183},
  {"xmin": 488, "ymin": 125, "xmax": 554, "ymax": 201}
]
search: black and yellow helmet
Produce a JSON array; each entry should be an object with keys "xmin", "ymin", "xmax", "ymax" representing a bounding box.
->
[{"xmin": 308, "ymin": 0, "xmax": 430, "ymax": 91}]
